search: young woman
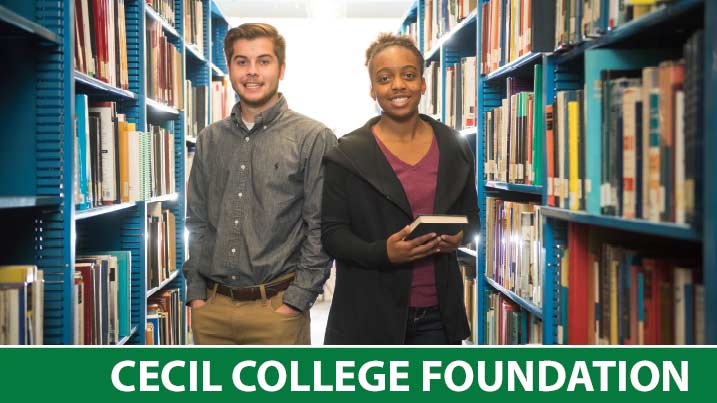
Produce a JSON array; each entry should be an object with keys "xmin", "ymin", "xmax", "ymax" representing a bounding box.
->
[{"xmin": 321, "ymin": 33, "xmax": 480, "ymax": 344}]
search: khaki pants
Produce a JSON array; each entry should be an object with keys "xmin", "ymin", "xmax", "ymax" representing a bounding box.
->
[{"xmin": 190, "ymin": 288, "xmax": 310, "ymax": 345}]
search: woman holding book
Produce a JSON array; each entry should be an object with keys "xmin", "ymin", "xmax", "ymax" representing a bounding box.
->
[{"xmin": 321, "ymin": 33, "xmax": 479, "ymax": 345}]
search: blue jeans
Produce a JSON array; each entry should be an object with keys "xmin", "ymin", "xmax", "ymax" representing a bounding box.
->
[{"xmin": 404, "ymin": 305, "xmax": 460, "ymax": 345}]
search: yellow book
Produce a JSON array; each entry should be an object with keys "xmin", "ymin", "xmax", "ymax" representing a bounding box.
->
[{"xmin": 568, "ymin": 101, "xmax": 580, "ymax": 211}]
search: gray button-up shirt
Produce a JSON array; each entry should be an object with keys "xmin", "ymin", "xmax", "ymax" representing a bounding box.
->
[{"xmin": 183, "ymin": 95, "xmax": 337, "ymax": 311}]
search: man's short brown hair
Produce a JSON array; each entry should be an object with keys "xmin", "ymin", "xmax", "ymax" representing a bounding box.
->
[
  {"xmin": 365, "ymin": 32, "xmax": 424, "ymax": 75},
  {"xmin": 224, "ymin": 23, "xmax": 286, "ymax": 65}
]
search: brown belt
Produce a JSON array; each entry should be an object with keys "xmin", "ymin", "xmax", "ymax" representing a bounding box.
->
[{"xmin": 208, "ymin": 274, "xmax": 294, "ymax": 301}]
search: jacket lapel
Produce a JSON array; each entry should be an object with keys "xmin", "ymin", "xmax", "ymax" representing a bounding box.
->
[{"xmin": 334, "ymin": 117, "xmax": 413, "ymax": 219}]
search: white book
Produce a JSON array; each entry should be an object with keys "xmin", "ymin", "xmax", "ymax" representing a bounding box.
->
[{"xmin": 88, "ymin": 104, "xmax": 117, "ymax": 204}]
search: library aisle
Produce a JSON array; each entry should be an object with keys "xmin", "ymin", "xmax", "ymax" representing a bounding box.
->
[{"xmin": 1, "ymin": 0, "xmax": 715, "ymax": 346}]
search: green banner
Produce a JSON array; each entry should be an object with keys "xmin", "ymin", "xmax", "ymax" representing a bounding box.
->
[{"xmin": 0, "ymin": 347, "xmax": 713, "ymax": 402}]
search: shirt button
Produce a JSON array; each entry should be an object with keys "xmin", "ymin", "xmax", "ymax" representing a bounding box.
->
[
  {"xmin": 231, "ymin": 275, "xmax": 236, "ymax": 280},
  {"xmin": 231, "ymin": 248, "xmax": 236, "ymax": 254},
  {"xmin": 241, "ymin": 165, "xmax": 246, "ymax": 170},
  {"xmin": 238, "ymin": 193, "xmax": 243, "ymax": 198},
  {"xmin": 263, "ymin": 125, "xmax": 267, "ymax": 130},
  {"xmin": 245, "ymin": 137, "xmax": 250, "ymax": 142},
  {"xmin": 234, "ymin": 220, "xmax": 239, "ymax": 225}
]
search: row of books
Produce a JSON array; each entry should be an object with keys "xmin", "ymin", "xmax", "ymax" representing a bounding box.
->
[
  {"xmin": 480, "ymin": 0, "xmax": 554, "ymax": 74},
  {"xmin": 146, "ymin": 0, "xmax": 177, "ymax": 28},
  {"xmin": 401, "ymin": 21, "xmax": 419, "ymax": 50},
  {"xmin": 485, "ymin": 198, "xmax": 544, "ymax": 307},
  {"xmin": 556, "ymin": 0, "xmax": 677, "ymax": 49},
  {"xmin": 444, "ymin": 57, "xmax": 478, "ymax": 130},
  {"xmin": 485, "ymin": 291, "xmax": 543, "ymax": 344},
  {"xmin": 459, "ymin": 261, "xmax": 477, "ymax": 343},
  {"xmin": 419, "ymin": 57, "xmax": 477, "ymax": 130},
  {"xmin": 546, "ymin": 30, "xmax": 703, "ymax": 226},
  {"xmin": 147, "ymin": 205, "xmax": 178, "ymax": 291},
  {"xmin": 484, "ymin": 66, "xmax": 544, "ymax": 184},
  {"xmin": 74, "ymin": 97, "xmax": 177, "ymax": 209},
  {"xmin": 74, "ymin": 0, "xmax": 129, "ymax": 89},
  {"xmin": 0, "ymin": 266, "xmax": 43, "ymax": 345},
  {"xmin": 74, "ymin": 252, "xmax": 131, "ymax": 345},
  {"xmin": 210, "ymin": 77, "xmax": 236, "ymax": 125},
  {"xmin": 423, "ymin": 0, "xmax": 478, "ymax": 52},
  {"xmin": 556, "ymin": 223, "xmax": 703, "ymax": 345},
  {"xmin": 185, "ymin": 83, "xmax": 209, "ymax": 139},
  {"xmin": 147, "ymin": 18, "xmax": 184, "ymax": 109},
  {"xmin": 146, "ymin": 288, "xmax": 185, "ymax": 345},
  {"xmin": 185, "ymin": 0, "xmax": 205, "ymax": 55}
]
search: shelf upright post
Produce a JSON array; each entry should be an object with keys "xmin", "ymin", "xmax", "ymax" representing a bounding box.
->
[
  {"xmin": 124, "ymin": 0, "xmax": 151, "ymax": 344},
  {"xmin": 704, "ymin": 0, "xmax": 716, "ymax": 344},
  {"xmin": 31, "ymin": 0, "xmax": 74, "ymax": 344},
  {"xmin": 417, "ymin": 0, "xmax": 424, "ymax": 54},
  {"xmin": 474, "ymin": 0, "xmax": 486, "ymax": 344}
]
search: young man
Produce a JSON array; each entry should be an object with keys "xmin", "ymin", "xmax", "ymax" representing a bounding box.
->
[{"xmin": 183, "ymin": 23, "xmax": 336, "ymax": 345}]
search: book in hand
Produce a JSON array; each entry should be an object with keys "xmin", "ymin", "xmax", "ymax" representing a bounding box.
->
[{"xmin": 406, "ymin": 215, "xmax": 468, "ymax": 240}]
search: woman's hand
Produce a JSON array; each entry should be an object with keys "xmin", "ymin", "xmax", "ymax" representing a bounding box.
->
[
  {"xmin": 386, "ymin": 226, "xmax": 441, "ymax": 264},
  {"xmin": 437, "ymin": 230, "xmax": 463, "ymax": 254}
]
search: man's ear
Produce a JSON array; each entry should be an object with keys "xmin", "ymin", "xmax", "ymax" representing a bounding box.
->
[{"xmin": 279, "ymin": 63, "xmax": 286, "ymax": 80}]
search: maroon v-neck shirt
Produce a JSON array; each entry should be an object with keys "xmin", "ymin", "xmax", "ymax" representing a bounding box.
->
[{"xmin": 374, "ymin": 129, "xmax": 439, "ymax": 308}]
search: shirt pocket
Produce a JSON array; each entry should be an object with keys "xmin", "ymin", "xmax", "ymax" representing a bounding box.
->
[{"xmin": 251, "ymin": 135, "xmax": 304, "ymax": 197}]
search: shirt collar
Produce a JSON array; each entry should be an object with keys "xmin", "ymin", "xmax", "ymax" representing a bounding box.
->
[{"xmin": 231, "ymin": 93, "xmax": 288, "ymax": 131}]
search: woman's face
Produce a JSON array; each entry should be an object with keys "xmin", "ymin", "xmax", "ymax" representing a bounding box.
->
[{"xmin": 369, "ymin": 46, "xmax": 426, "ymax": 121}]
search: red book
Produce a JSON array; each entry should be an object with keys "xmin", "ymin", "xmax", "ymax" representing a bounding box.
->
[
  {"xmin": 567, "ymin": 223, "xmax": 590, "ymax": 344},
  {"xmin": 546, "ymin": 103, "xmax": 556, "ymax": 206}
]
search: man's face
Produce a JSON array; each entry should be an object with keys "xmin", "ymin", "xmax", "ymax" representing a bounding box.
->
[
  {"xmin": 228, "ymin": 37, "xmax": 285, "ymax": 109},
  {"xmin": 369, "ymin": 46, "xmax": 425, "ymax": 121}
]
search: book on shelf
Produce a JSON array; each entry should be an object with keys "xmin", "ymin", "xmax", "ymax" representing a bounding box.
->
[
  {"xmin": 481, "ymin": 0, "xmax": 555, "ymax": 75},
  {"xmin": 406, "ymin": 214, "xmax": 468, "ymax": 240},
  {"xmin": 185, "ymin": 0, "xmax": 205, "ymax": 54},
  {"xmin": 0, "ymin": 266, "xmax": 44, "ymax": 345},
  {"xmin": 571, "ymin": 34, "xmax": 704, "ymax": 225},
  {"xmin": 555, "ymin": 223, "xmax": 703, "ymax": 345},
  {"xmin": 146, "ymin": 17, "xmax": 183, "ymax": 109},
  {"xmin": 485, "ymin": 291, "xmax": 542, "ymax": 344},
  {"xmin": 147, "ymin": 0, "xmax": 177, "ymax": 28},
  {"xmin": 485, "ymin": 198, "xmax": 543, "ymax": 306},
  {"xmin": 74, "ymin": 0, "xmax": 129, "ymax": 90}
]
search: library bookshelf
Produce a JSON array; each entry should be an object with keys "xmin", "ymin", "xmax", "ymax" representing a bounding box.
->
[{"xmin": 399, "ymin": 0, "xmax": 717, "ymax": 345}]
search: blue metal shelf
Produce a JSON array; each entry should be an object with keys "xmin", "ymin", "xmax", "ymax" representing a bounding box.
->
[
  {"xmin": 144, "ymin": 3, "xmax": 180, "ymax": 40},
  {"xmin": 540, "ymin": 206, "xmax": 702, "ymax": 242},
  {"xmin": 75, "ymin": 202, "xmax": 137, "ymax": 220},
  {"xmin": 424, "ymin": 9, "xmax": 478, "ymax": 62},
  {"xmin": 74, "ymin": 71, "xmax": 137, "ymax": 100},
  {"xmin": 0, "ymin": 5, "xmax": 60, "ymax": 44},
  {"xmin": 398, "ymin": 0, "xmax": 418, "ymax": 29},
  {"xmin": 210, "ymin": 0, "xmax": 231, "ymax": 26},
  {"xmin": 458, "ymin": 247, "xmax": 477, "ymax": 257},
  {"xmin": 459, "ymin": 127, "xmax": 477, "ymax": 136},
  {"xmin": 485, "ymin": 276, "xmax": 543, "ymax": 320},
  {"xmin": 146, "ymin": 269, "xmax": 181, "ymax": 298},
  {"xmin": 485, "ymin": 181, "xmax": 543, "ymax": 195},
  {"xmin": 186, "ymin": 43, "xmax": 207, "ymax": 64},
  {"xmin": 553, "ymin": 0, "xmax": 703, "ymax": 65},
  {"xmin": 211, "ymin": 63, "xmax": 226, "ymax": 77},
  {"xmin": 116, "ymin": 326, "xmax": 138, "ymax": 346},
  {"xmin": 0, "ymin": 196, "xmax": 62, "ymax": 209},
  {"xmin": 148, "ymin": 193, "xmax": 179, "ymax": 203},
  {"xmin": 483, "ymin": 52, "xmax": 544, "ymax": 82},
  {"xmin": 146, "ymin": 97, "xmax": 180, "ymax": 115}
]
